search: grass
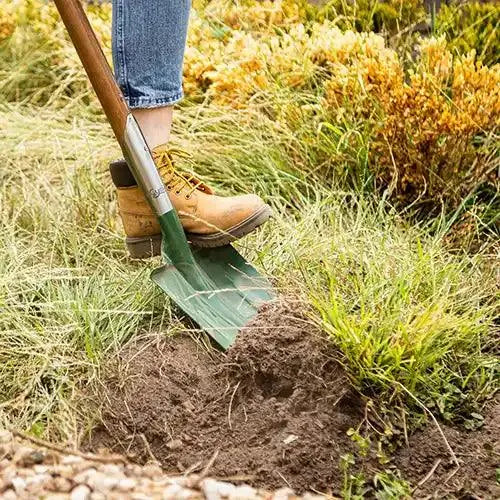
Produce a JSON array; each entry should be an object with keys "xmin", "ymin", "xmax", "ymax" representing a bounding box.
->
[
  {"xmin": 0, "ymin": 104, "xmax": 175, "ymax": 440},
  {"xmin": 1, "ymin": 99, "xmax": 497, "ymax": 443},
  {"xmin": 0, "ymin": 0, "xmax": 498, "ymax": 460},
  {"xmin": 308, "ymin": 202, "xmax": 498, "ymax": 423}
]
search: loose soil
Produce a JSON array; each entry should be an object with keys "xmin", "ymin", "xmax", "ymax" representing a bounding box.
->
[
  {"xmin": 395, "ymin": 401, "xmax": 500, "ymax": 499},
  {"xmin": 90, "ymin": 302, "xmax": 499, "ymax": 497}
]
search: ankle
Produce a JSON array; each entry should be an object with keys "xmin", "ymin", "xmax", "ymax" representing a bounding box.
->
[{"xmin": 132, "ymin": 106, "xmax": 173, "ymax": 150}]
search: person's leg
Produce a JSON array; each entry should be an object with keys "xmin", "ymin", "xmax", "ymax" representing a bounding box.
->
[
  {"xmin": 110, "ymin": 0, "xmax": 271, "ymax": 257},
  {"xmin": 112, "ymin": 0, "xmax": 190, "ymax": 148}
]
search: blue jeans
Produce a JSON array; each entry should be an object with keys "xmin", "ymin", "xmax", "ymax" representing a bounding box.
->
[{"xmin": 111, "ymin": 0, "xmax": 190, "ymax": 109}]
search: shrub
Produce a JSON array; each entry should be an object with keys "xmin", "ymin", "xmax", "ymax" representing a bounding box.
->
[
  {"xmin": 324, "ymin": 36, "xmax": 500, "ymax": 207},
  {"xmin": 437, "ymin": 2, "xmax": 500, "ymax": 66},
  {"xmin": 2, "ymin": 0, "xmax": 498, "ymax": 210}
]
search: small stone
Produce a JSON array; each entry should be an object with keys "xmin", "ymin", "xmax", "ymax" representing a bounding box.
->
[
  {"xmin": 125, "ymin": 464, "xmax": 143, "ymax": 476},
  {"xmin": 52, "ymin": 464, "xmax": 74, "ymax": 478},
  {"xmin": 272, "ymin": 488, "xmax": 295, "ymax": 500},
  {"xmin": 282, "ymin": 434, "xmax": 298, "ymax": 445},
  {"xmin": 229, "ymin": 485, "xmax": 258, "ymax": 500},
  {"xmin": 201, "ymin": 478, "xmax": 223, "ymax": 500},
  {"xmin": 11, "ymin": 476, "xmax": 26, "ymax": 494},
  {"xmin": 12, "ymin": 446, "xmax": 33, "ymax": 464},
  {"xmin": 2, "ymin": 489, "xmax": 17, "ymax": 500},
  {"xmin": 216, "ymin": 481, "xmax": 237, "ymax": 497},
  {"xmin": 88, "ymin": 472, "xmax": 119, "ymax": 492},
  {"xmin": 169, "ymin": 476, "xmax": 189, "ymax": 488},
  {"xmin": 166, "ymin": 439, "xmax": 183, "ymax": 450},
  {"xmin": 2, "ymin": 464, "xmax": 16, "ymax": 482},
  {"xmin": 90, "ymin": 493, "xmax": 106, "ymax": 500},
  {"xmin": 116, "ymin": 477, "xmax": 136, "ymax": 492},
  {"xmin": 142, "ymin": 463, "xmax": 162, "ymax": 479},
  {"xmin": 25, "ymin": 473, "xmax": 52, "ymax": 490},
  {"xmin": 73, "ymin": 467, "xmax": 97, "ymax": 484},
  {"xmin": 0, "ymin": 458, "xmax": 11, "ymax": 471},
  {"xmin": 19, "ymin": 449, "xmax": 45, "ymax": 466},
  {"xmin": 71, "ymin": 484, "xmax": 91, "ymax": 500},
  {"xmin": 33, "ymin": 464, "xmax": 49, "ymax": 474},
  {"xmin": 161, "ymin": 483, "xmax": 183, "ymax": 499},
  {"xmin": 130, "ymin": 493, "xmax": 153, "ymax": 500},
  {"xmin": 50, "ymin": 476, "xmax": 74, "ymax": 493}
]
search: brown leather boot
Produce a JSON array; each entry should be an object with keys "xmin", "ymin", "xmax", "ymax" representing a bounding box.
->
[{"xmin": 110, "ymin": 145, "xmax": 272, "ymax": 258}]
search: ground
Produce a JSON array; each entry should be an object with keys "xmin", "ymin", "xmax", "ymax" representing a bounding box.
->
[
  {"xmin": 0, "ymin": 428, "xmax": 321, "ymax": 499},
  {"xmin": 88, "ymin": 302, "xmax": 500, "ymax": 497}
]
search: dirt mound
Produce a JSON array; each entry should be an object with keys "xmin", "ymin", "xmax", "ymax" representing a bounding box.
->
[{"xmin": 90, "ymin": 302, "xmax": 365, "ymax": 493}]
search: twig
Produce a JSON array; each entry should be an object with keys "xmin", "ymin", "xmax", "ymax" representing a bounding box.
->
[
  {"xmin": 411, "ymin": 458, "xmax": 441, "ymax": 494},
  {"xmin": 401, "ymin": 404, "xmax": 409, "ymax": 447},
  {"xmin": 276, "ymin": 471, "xmax": 292, "ymax": 488},
  {"xmin": 212, "ymin": 474, "xmax": 254, "ymax": 482},
  {"xmin": 227, "ymin": 381, "xmax": 241, "ymax": 431},
  {"xmin": 139, "ymin": 433, "xmax": 159, "ymax": 464},
  {"xmin": 192, "ymin": 448, "xmax": 219, "ymax": 486},
  {"xmin": 444, "ymin": 465, "xmax": 460, "ymax": 484},
  {"xmin": 183, "ymin": 460, "xmax": 202, "ymax": 476},
  {"xmin": 10, "ymin": 429, "xmax": 127, "ymax": 464},
  {"xmin": 390, "ymin": 382, "xmax": 459, "ymax": 467}
]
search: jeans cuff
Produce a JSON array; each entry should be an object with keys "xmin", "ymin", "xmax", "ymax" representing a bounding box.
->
[{"xmin": 126, "ymin": 91, "xmax": 184, "ymax": 109}]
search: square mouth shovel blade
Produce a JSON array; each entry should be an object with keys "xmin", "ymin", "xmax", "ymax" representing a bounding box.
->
[{"xmin": 151, "ymin": 244, "xmax": 273, "ymax": 350}]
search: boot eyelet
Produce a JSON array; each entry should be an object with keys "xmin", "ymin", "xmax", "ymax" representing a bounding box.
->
[
  {"xmin": 185, "ymin": 194, "xmax": 192, "ymax": 200},
  {"xmin": 166, "ymin": 185, "xmax": 173, "ymax": 191},
  {"xmin": 175, "ymin": 190, "xmax": 181, "ymax": 195}
]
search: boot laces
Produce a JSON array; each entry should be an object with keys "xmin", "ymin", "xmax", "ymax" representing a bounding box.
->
[{"xmin": 153, "ymin": 146, "xmax": 204, "ymax": 199}]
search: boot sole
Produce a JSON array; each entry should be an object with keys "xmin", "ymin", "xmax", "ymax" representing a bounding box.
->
[{"xmin": 126, "ymin": 205, "xmax": 272, "ymax": 259}]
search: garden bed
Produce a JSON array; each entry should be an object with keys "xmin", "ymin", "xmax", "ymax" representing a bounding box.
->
[{"xmin": 90, "ymin": 302, "xmax": 499, "ymax": 496}]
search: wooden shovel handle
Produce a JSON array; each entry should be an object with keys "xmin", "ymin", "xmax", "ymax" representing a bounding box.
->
[{"xmin": 53, "ymin": 0, "xmax": 129, "ymax": 145}]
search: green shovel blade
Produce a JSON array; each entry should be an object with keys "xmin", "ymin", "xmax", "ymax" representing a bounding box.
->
[{"xmin": 150, "ymin": 212, "xmax": 273, "ymax": 349}]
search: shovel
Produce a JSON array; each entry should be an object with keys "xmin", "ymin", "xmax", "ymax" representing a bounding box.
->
[{"xmin": 54, "ymin": 0, "xmax": 273, "ymax": 349}]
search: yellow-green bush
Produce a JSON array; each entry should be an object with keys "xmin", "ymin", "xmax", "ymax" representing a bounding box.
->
[
  {"xmin": 0, "ymin": 10, "xmax": 15, "ymax": 43},
  {"xmin": 185, "ymin": 12, "xmax": 500, "ymax": 207},
  {"xmin": 437, "ymin": 2, "xmax": 500, "ymax": 66}
]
